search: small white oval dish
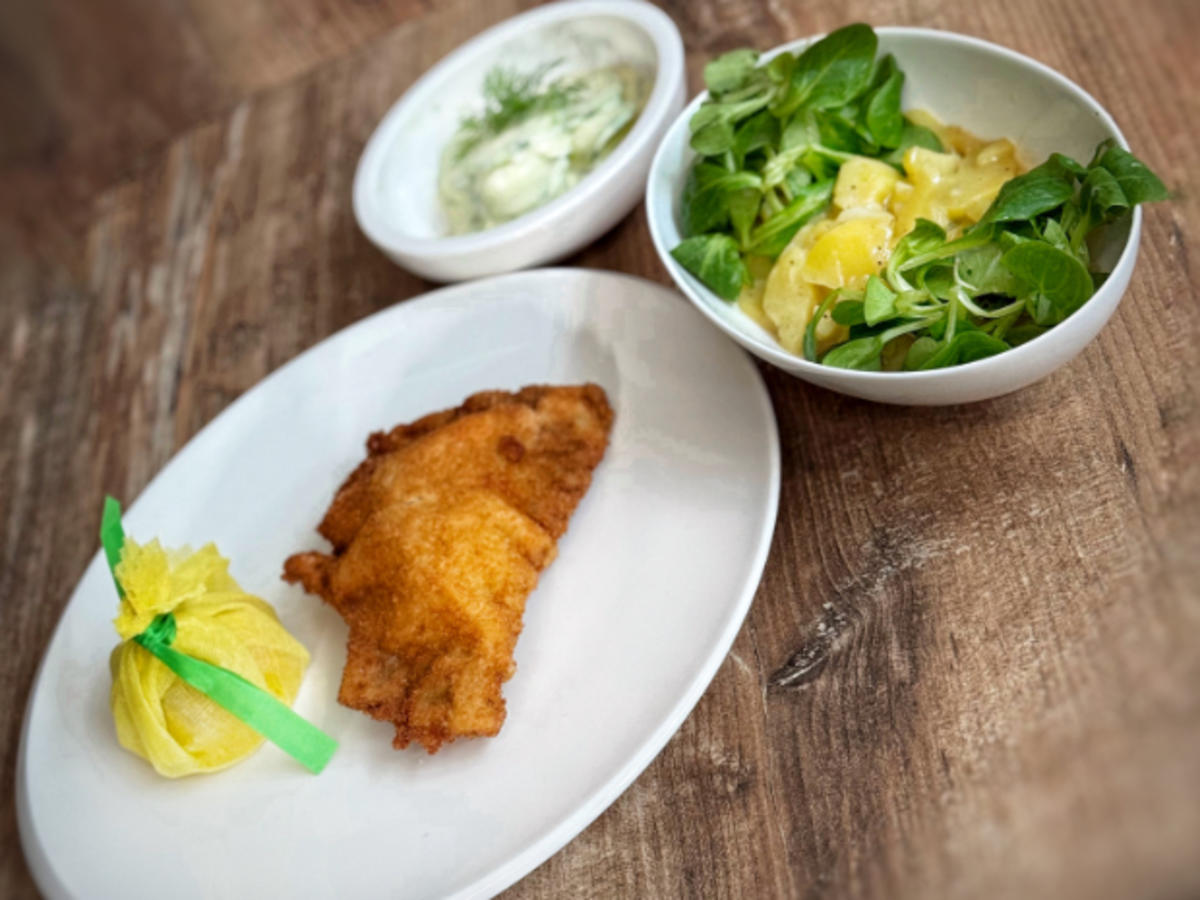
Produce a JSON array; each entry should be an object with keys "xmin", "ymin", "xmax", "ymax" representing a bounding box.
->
[
  {"xmin": 354, "ymin": 1, "xmax": 685, "ymax": 282},
  {"xmin": 18, "ymin": 269, "xmax": 779, "ymax": 900},
  {"xmin": 646, "ymin": 27, "xmax": 1143, "ymax": 406}
]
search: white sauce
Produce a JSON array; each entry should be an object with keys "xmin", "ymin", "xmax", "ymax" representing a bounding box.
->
[{"xmin": 439, "ymin": 65, "xmax": 649, "ymax": 235}]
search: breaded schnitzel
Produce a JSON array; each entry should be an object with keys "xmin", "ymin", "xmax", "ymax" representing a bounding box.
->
[{"xmin": 283, "ymin": 384, "xmax": 613, "ymax": 753}]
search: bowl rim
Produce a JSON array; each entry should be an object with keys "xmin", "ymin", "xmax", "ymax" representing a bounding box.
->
[
  {"xmin": 645, "ymin": 25, "xmax": 1143, "ymax": 383},
  {"xmin": 353, "ymin": 0, "xmax": 685, "ymax": 261}
]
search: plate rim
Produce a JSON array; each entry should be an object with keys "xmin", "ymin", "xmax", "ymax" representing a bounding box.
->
[{"xmin": 16, "ymin": 267, "xmax": 781, "ymax": 900}]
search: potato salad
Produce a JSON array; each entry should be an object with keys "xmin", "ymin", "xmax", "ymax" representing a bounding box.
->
[
  {"xmin": 671, "ymin": 24, "xmax": 1166, "ymax": 371},
  {"xmin": 740, "ymin": 113, "xmax": 1023, "ymax": 360}
]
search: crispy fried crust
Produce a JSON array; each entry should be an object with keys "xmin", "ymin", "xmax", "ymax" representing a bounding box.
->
[{"xmin": 283, "ymin": 384, "xmax": 613, "ymax": 752}]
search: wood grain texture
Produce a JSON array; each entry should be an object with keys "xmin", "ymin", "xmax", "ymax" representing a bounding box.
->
[{"xmin": 2, "ymin": 0, "xmax": 1199, "ymax": 898}]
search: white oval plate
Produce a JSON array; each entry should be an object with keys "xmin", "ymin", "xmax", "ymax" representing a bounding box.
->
[{"xmin": 18, "ymin": 269, "xmax": 780, "ymax": 900}]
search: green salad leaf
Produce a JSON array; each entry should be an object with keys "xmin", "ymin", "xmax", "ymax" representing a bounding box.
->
[
  {"xmin": 746, "ymin": 179, "xmax": 833, "ymax": 256},
  {"xmin": 916, "ymin": 331, "xmax": 1011, "ymax": 369},
  {"xmin": 1094, "ymin": 141, "xmax": 1169, "ymax": 205},
  {"xmin": 1003, "ymin": 241, "xmax": 1093, "ymax": 324},
  {"xmin": 680, "ymin": 163, "xmax": 763, "ymax": 236},
  {"xmin": 863, "ymin": 55, "xmax": 905, "ymax": 149},
  {"xmin": 956, "ymin": 244, "xmax": 1021, "ymax": 297},
  {"xmin": 671, "ymin": 234, "xmax": 748, "ymax": 300},
  {"xmin": 979, "ymin": 168, "xmax": 1075, "ymax": 224},
  {"xmin": 863, "ymin": 275, "xmax": 897, "ymax": 326},
  {"xmin": 822, "ymin": 335, "xmax": 884, "ymax": 370},
  {"xmin": 832, "ymin": 300, "xmax": 866, "ymax": 326},
  {"xmin": 773, "ymin": 24, "xmax": 878, "ymax": 117},
  {"xmin": 704, "ymin": 49, "xmax": 760, "ymax": 94}
]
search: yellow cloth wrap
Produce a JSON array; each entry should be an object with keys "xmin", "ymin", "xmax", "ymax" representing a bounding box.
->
[{"xmin": 109, "ymin": 539, "xmax": 310, "ymax": 777}]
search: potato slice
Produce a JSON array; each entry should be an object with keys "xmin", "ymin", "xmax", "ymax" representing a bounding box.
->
[
  {"xmin": 801, "ymin": 211, "xmax": 894, "ymax": 290},
  {"xmin": 893, "ymin": 146, "xmax": 958, "ymax": 234},
  {"xmin": 905, "ymin": 108, "xmax": 988, "ymax": 157},
  {"xmin": 762, "ymin": 244, "xmax": 819, "ymax": 354},
  {"xmin": 895, "ymin": 141, "xmax": 1024, "ymax": 231},
  {"xmin": 761, "ymin": 228, "xmax": 846, "ymax": 355},
  {"xmin": 834, "ymin": 156, "xmax": 901, "ymax": 212},
  {"xmin": 944, "ymin": 140, "xmax": 1022, "ymax": 221},
  {"xmin": 904, "ymin": 145, "xmax": 960, "ymax": 185},
  {"xmin": 737, "ymin": 255, "xmax": 775, "ymax": 331}
]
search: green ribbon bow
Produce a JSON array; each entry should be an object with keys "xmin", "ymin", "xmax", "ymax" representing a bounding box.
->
[{"xmin": 101, "ymin": 496, "xmax": 337, "ymax": 774}]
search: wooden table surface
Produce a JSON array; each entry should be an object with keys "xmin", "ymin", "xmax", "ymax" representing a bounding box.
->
[{"xmin": 3, "ymin": 1, "xmax": 1198, "ymax": 897}]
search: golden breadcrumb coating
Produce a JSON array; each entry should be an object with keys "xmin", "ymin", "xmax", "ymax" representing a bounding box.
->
[{"xmin": 284, "ymin": 384, "xmax": 613, "ymax": 752}]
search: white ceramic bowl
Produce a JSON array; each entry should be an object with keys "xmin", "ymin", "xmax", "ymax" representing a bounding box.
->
[
  {"xmin": 646, "ymin": 27, "xmax": 1142, "ymax": 405},
  {"xmin": 354, "ymin": 0, "xmax": 685, "ymax": 282}
]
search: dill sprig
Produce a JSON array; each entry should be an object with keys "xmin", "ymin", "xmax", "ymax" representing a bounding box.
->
[{"xmin": 454, "ymin": 61, "xmax": 577, "ymax": 158}]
